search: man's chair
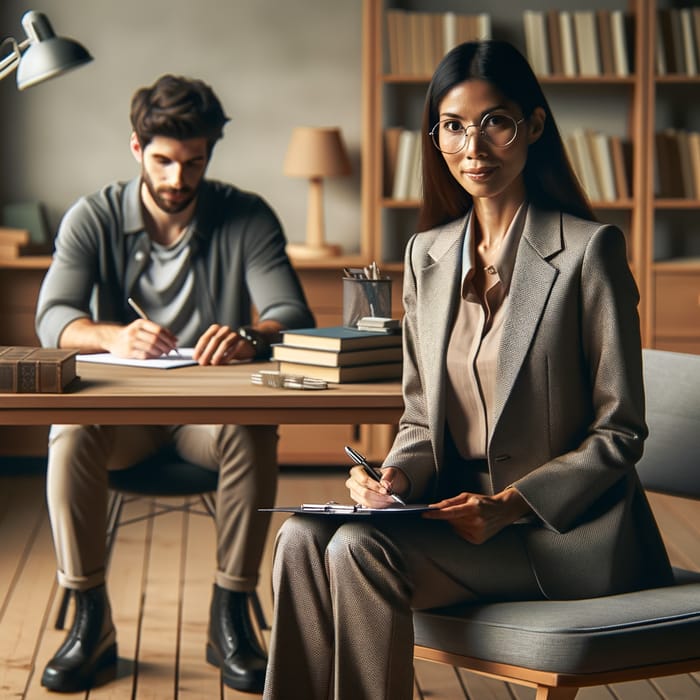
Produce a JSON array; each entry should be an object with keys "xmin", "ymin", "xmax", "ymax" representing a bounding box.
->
[
  {"xmin": 413, "ymin": 348, "xmax": 700, "ymax": 700},
  {"xmin": 55, "ymin": 447, "xmax": 267, "ymax": 633}
]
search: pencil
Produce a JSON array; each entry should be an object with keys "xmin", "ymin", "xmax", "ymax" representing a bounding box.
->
[{"xmin": 127, "ymin": 297, "xmax": 183, "ymax": 358}]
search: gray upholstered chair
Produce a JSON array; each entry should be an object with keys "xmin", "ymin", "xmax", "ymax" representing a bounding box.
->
[
  {"xmin": 55, "ymin": 447, "xmax": 267, "ymax": 633},
  {"xmin": 413, "ymin": 348, "xmax": 700, "ymax": 700}
]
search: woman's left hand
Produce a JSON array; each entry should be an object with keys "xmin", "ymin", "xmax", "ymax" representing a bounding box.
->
[{"xmin": 423, "ymin": 488, "xmax": 531, "ymax": 544}]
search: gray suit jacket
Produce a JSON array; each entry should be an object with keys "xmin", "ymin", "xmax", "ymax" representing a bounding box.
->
[{"xmin": 384, "ymin": 205, "xmax": 673, "ymax": 599}]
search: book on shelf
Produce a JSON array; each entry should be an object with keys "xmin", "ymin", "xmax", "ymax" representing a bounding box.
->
[
  {"xmin": 277, "ymin": 360, "xmax": 402, "ymax": 384},
  {"xmin": 546, "ymin": 9, "xmax": 564, "ymax": 75},
  {"xmin": 573, "ymin": 10, "xmax": 601, "ymax": 76},
  {"xmin": 690, "ymin": 7, "xmax": 700, "ymax": 72},
  {"xmin": 280, "ymin": 326, "xmax": 402, "ymax": 352},
  {"xmin": 610, "ymin": 10, "xmax": 630, "ymax": 77},
  {"xmin": 588, "ymin": 131, "xmax": 617, "ymax": 202},
  {"xmin": 609, "ymin": 136, "xmax": 631, "ymax": 201},
  {"xmin": 523, "ymin": 10, "xmax": 550, "ymax": 76},
  {"xmin": 668, "ymin": 9, "xmax": 686, "ymax": 75},
  {"xmin": 385, "ymin": 9, "xmax": 404, "ymax": 74},
  {"xmin": 0, "ymin": 346, "xmax": 78, "ymax": 393},
  {"xmin": 567, "ymin": 129, "xmax": 602, "ymax": 201},
  {"xmin": 272, "ymin": 344, "xmax": 402, "ymax": 368},
  {"xmin": 391, "ymin": 129, "xmax": 421, "ymax": 201},
  {"xmin": 383, "ymin": 127, "xmax": 403, "ymax": 197},
  {"xmin": 687, "ymin": 132, "xmax": 700, "ymax": 200},
  {"xmin": 655, "ymin": 130, "xmax": 685, "ymax": 198},
  {"xmin": 596, "ymin": 9, "xmax": 615, "ymax": 76},
  {"xmin": 675, "ymin": 130, "xmax": 696, "ymax": 199},
  {"xmin": 559, "ymin": 10, "xmax": 578, "ymax": 77},
  {"xmin": 680, "ymin": 9, "xmax": 698, "ymax": 77},
  {"xmin": 655, "ymin": 8, "xmax": 699, "ymax": 76}
]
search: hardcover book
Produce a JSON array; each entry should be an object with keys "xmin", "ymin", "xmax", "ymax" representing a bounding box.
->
[
  {"xmin": 0, "ymin": 346, "xmax": 79, "ymax": 393},
  {"xmin": 280, "ymin": 326, "xmax": 402, "ymax": 352},
  {"xmin": 272, "ymin": 344, "xmax": 403, "ymax": 367},
  {"xmin": 277, "ymin": 360, "xmax": 402, "ymax": 384}
]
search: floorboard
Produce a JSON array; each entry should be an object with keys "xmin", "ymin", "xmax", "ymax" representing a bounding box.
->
[{"xmin": 0, "ymin": 470, "xmax": 697, "ymax": 700}]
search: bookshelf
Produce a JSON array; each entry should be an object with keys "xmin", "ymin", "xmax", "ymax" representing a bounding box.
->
[
  {"xmin": 644, "ymin": 1, "xmax": 700, "ymax": 353},
  {"xmin": 361, "ymin": 0, "xmax": 700, "ymax": 353}
]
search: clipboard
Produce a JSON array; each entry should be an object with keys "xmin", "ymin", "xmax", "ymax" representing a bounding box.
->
[{"xmin": 260, "ymin": 502, "xmax": 434, "ymax": 516}]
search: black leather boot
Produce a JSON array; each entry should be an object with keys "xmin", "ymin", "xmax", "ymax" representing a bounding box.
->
[
  {"xmin": 41, "ymin": 584, "xmax": 117, "ymax": 692},
  {"xmin": 206, "ymin": 584, "xmax": 267, "ymax": 693}
]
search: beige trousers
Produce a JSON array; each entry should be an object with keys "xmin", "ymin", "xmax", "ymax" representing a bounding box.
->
[{"xmin": 46, "ymin": 423, "xmax": 278, "ymax": 592}]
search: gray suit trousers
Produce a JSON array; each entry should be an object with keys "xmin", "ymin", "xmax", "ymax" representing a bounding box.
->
[
  {"xmin": 46, "ymin": 423, "xmax": 278, "ymax": 592},
  {"xmin": 263, "ymin": 514, "xmax": 542, "ymax": 700}
]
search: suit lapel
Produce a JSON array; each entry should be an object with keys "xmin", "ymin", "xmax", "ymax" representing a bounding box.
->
[
  {"xmin": 493, "ymin": 207, "xmax": 563, "ymax": 430},
  {"xmin": 419, "ymin": 217, "xmax": 465, "ymax": 450}
]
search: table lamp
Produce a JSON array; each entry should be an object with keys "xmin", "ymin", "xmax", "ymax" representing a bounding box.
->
[
  {"xmin": 283, "ymin": 126, "xmax": 351, "ymax": 259},
  {"xmin": 0, "ymin": 10, "xmax": 92, "ymax": 90}
]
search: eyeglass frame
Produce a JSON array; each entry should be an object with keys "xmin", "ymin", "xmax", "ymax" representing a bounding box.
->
[{"xmin": 428, "ymin": 112, "xmax": 526, "ymax": 154}]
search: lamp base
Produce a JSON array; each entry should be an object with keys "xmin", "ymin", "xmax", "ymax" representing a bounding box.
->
[{"xmin": 286, "ymin": 242, "xmax": 342, "ymax": 260}]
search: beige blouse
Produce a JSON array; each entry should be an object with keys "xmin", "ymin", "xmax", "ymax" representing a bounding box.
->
[{"xmin": 445, "ymin": 202, "xmax": 527, "ymax": 459}]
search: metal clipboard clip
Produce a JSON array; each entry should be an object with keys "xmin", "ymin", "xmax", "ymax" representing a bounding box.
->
[
  {"xmin": 250, "ymin": 370, "xmax": 328, "ymax": 390},
  {"xmin": 300, "ymin": 501, "xmax": 362, "ymax": 513}
]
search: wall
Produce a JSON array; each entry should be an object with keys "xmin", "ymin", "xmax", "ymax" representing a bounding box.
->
[{"xmin": 0, "ymin": 1, "xmax": 363, "ymax": 252}]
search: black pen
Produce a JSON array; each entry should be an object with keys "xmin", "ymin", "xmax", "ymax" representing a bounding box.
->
[{"xmin": 344, "ymin": 445, "xmax": 406, "ymax": 506}]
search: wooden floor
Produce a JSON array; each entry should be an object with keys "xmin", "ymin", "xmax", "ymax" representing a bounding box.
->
[{"xmin": 1, "ymin": 463, "xmax": 699, "ymax": 700}]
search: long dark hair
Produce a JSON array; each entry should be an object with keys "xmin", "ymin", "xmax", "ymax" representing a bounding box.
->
[{"xmin": 418, "ymin": 40, "xmax": 594, "ymax": 231}]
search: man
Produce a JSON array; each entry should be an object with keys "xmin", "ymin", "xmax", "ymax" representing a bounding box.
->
[{"xmin": 35, "ymin": 74, "xmax": 314, "ymax": 694}]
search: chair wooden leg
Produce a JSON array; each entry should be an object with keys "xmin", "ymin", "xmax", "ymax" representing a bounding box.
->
[
  {"xmin": 535, "ymin": 686, "xmax": 579, "ymax": 700},
  {"xmin": 250, "ymin": 590, "xmax": 268, "ymax": 631}
]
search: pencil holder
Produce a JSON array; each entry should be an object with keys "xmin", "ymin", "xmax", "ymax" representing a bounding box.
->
[{"xmin": 342, "ymin": 277, "xmax": 392, "ymax": 328}]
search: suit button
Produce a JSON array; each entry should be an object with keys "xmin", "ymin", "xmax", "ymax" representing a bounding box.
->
[{"xmin": 135, "ymin": 250, "xmax": 145, "ymax": 262}]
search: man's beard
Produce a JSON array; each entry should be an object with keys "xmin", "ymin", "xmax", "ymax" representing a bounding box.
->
[{"xmin": 142, "ymin": 170, "xmax": 199, "ymax": 214}]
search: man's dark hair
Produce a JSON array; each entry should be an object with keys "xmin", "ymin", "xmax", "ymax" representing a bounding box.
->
[{"xmin": 130, "ymin": 74, "xmax": 230, "ymax": 157}]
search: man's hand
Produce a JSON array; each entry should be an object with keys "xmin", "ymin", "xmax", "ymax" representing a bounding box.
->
[
  {"xmin": 193, "ymin": 324, "xmax": 255, "ymax": 365},
  {"xmin": 106, "ymin": 319, "xmax": 179, "ymax": 359},
  {"xmin": 423, "ymin": 488, "xmax": 531, "ymax": 544}
]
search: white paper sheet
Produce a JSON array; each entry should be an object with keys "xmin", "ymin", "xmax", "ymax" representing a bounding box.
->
[{"xmin": 77, "ymin": 348, "xmax": 197, "ymax": 369}]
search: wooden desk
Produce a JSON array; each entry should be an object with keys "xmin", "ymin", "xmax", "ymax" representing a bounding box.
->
[
  {"xmin": 0, "ymin": 259, "xmax": 403, "ymax": 463},
  {"xmin": 0, "ymin": 361, "xmax": 404, "ymax": 427}
]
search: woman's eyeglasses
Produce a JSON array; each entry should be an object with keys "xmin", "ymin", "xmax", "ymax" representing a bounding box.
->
[{"xmin": 429, "ymin": 112, "xmax": 525, "ymax": 154}]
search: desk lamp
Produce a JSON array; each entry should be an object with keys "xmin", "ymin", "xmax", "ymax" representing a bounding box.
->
[
  {"xmin": 0, "ymin": 10, "xmax": 92, "ymax": 90},
  {"xmin": 284, "ymin": 126, "xmax": 351, "ymax": 259}
]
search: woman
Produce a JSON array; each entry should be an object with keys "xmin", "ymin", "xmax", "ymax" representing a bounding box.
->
[{"xmin": 263, "ymin": 40, "xmax": 672, "ymax": 700}]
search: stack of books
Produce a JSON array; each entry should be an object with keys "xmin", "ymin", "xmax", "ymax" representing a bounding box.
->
[{"xmin": 272, "ymin": 326, "xmax": 403, "ymax": 383}]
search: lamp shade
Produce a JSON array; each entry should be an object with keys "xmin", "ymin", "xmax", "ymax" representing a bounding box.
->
[
  {"xmin": 16, "ymin": 11, "xmax": 92, "ymax": 90},
  {"xmin": 283, "ymin": 127, "xmax": 351, "ymax": 179}
]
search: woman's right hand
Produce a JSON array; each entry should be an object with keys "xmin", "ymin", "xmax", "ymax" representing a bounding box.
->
[{"xmin": 346, "ymin": 465, "xmax": 409, "ymax": 508}]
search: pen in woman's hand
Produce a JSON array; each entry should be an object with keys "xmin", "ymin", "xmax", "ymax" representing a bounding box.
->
[
  {"xmin": 344, "ymin": 445, "xmax": 406, "ymax": 505},
  {"xmin": 127, "ymin": 297, "xmax": 183, "ymax": 358}
]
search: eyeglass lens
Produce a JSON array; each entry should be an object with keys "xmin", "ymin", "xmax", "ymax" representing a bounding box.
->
[{"xmin": 431, "ymin": 113, "xmax": 519, "ymax": 153}]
